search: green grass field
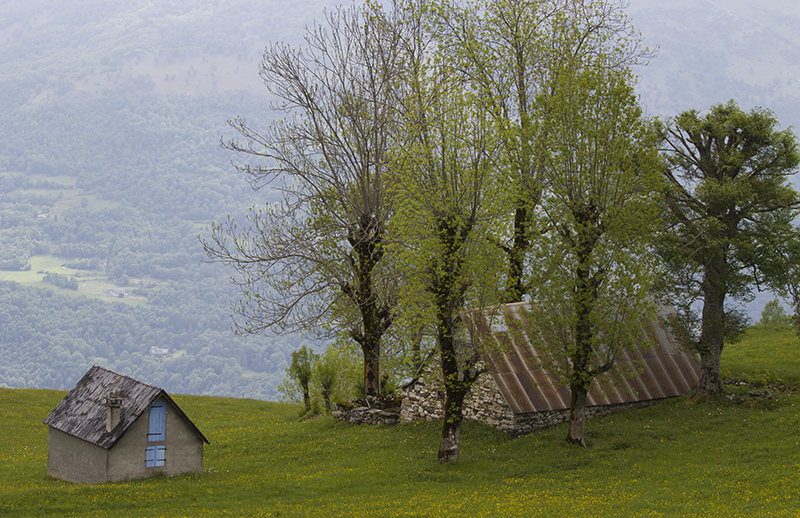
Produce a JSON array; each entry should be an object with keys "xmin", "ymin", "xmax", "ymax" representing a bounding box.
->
[
  {"xmin": 0, "ymin": 255, "xmax": 147, "ymax": 306},
  {"xmin": 1, "ymin": 329, "xmax": 799, "ymax": 517},
  {"xmin": 722, "ymin": 324, "xmax": 800, "ymax": 387}
]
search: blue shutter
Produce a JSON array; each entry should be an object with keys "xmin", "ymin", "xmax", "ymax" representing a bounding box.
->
[
  {"xmin": 155, "ymin": 445, "xmax": 166, "ymax": 467},
  {"xmin": 145, "ymin": 445, "xmax": 166, "ymax": 467},
  {"xmin": 148, "ymin": 402, "xmax": 166, "ymax": 442},
  {"xmin": 145, "ymin": 446, "xmax": 156, "ymax": 467}
]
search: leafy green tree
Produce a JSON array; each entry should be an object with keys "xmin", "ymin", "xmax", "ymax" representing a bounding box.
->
[
  {"xmin": 760, "ymin": 299, "xmax": 791, "ymax": 327},
  {"xmin": 658, "ymin": 100, "xmax": 800, "ymax": 395},
  {"xmin": 528, "ymin": 59, "xmax": 661, "ymax": 446},
  {"xmin": 204, "ymin": 3, "xmax": 404, "ymax": 397},
  {"xmin": 434, "ymin": 0, "xmax": 651, "ymax": 303},
  {"xmin": 390, "ymin": 2, "xmax": 506, "ymax": 462},
  {"xmin": 285, "ymin": 346, "xmax": 317, "ymax": 414}
]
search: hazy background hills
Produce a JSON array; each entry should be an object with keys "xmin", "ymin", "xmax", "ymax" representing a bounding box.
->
[
  {"xmin": 629, "ymin": 0, "xmax": 800, "ymax": 133},
  {"xmin": 0, "ymin": 0, "xmax": 797, "ymax": 398}
]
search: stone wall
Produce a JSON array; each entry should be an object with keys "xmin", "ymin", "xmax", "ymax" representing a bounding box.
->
[
  {"xmin": 332, "ymin": 395, "xmax": 401, "ymax": 426},
  {"xmin": 400, "ymin": 359, "xmax": 517, "ymax": 433},
  {"xmin": 400, "ymin": 360, "xmax": 656, "ymax": 436}
]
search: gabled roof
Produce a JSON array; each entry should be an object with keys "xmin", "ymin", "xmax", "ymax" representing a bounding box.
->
[
  {"xmin": 43, "ymin": 366, "xmax": 209, "ymax": 449},
  {"xmin": 468, "ymin": 303, "xmax": 701, "ymax": 414}
]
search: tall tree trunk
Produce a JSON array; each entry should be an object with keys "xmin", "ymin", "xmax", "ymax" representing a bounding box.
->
[
  {"xmin": 438, "ymin": 333, "xmax": 469, "ymax": 463},
  {"xmin": 696, "ymin": 259, "xmax": 726, "ymax": 395},
  {"xmin": 302, "ymin": 382, "xmax": 311, "ymax": 413},
  {"xmin": 322, "ymin": 388, "xmax": 331, "ymax": 414},
  {"xmin": 438, "ymin": 387, "xmax": 466, "ymax": 463},
  {"xmin": 695, "ymin": 259, "xmax": 725, "ymax": 396},
  {"xmin": 502, "ymin": 204, "xmax": 529, "ymax": 303},
  {"xmin": 348, "ymin": 218, "xmax": 390, "ymax": 398},
  {"xmin": 566, "ymin": 206, "xmax": 599, "ymax": 447},
  {"xmin": 566, "ymin": 385, "xmax": 588, "ymax": 447},
  {"xmin": 362, "ymin": 339, "xmax": 381, "ymax": 397},
  {"xmin": 431, "ymin": 215, "xmax": 476, "ymax": 463}
]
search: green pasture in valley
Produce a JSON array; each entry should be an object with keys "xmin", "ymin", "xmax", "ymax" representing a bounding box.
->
[{"xmin": 0, "ymin": 255, "xmax": 147, "ymax": 306}]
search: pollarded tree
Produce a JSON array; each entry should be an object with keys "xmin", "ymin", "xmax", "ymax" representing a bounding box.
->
[
  {"xmin": 433, "ymin": 0, "xmax": 652, "ymax": 303},
  {"xmin": 658, "ymin": 100, "xmax": 800, "ymax": 395},
  {"xmin": 204, "ymin": 3, "xmax": 403, "ymax": 397},
  {"xmin": 287, "ymin": 345, "xmax": 317, "ymax": 414},
  {"xmin": 529, "ymin": 62, "xmax": 662, "ymax": 447},
  {"xmin": 390, "ymin": 2, "xmax": 506, "ymax": 463},
  {"xmin": 312, "ymin": 350, "xmax": 338, "ymax": 414}
]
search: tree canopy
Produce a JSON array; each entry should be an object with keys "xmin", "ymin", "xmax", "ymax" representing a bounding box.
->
[{"xmin": 657, "ymin": 100, "xmax": 800, "ymax": 395}]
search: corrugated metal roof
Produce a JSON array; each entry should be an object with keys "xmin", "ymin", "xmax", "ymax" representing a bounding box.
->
[
  {"xmin": 43, "ymin": 366, "xmax": 209, "ymax": 449},
  {"xmin": 467, "ymin": 303, "xmax": 700, "ymax": 414}
]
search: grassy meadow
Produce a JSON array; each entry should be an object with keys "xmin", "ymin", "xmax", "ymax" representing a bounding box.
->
[
  {"xmin": 0, "ymin": 255, "xmax": 149, "ymax": 306},
  {"xmin": 1, "ymin": 328, "xmax": 799, "ymax": 517},
  {"xmin": 722, "ymin": 324, "xmax": 800, "ymax": 387}
]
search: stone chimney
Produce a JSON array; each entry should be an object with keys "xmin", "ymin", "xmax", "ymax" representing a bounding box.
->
[{"xmin": 104, "ymin": 388, "xmax": 123, "ymax": 431}]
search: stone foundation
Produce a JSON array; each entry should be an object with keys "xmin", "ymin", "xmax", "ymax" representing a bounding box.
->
[
  {"xmin": 332, "ymin": 395, "xmax": 401, "ymax": 426},
  {"xmin": 401, "ymin": 362, "xmax": 658, "ymax": 436}
]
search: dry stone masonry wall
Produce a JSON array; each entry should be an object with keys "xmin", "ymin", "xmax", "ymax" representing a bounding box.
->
[
  {"xmin": 332, "ymin": 395, "xmax": 401, "ymax": 426},
  {"xmin": 400, "ymin": 358, "xmax": 656, "ymax": 436}
]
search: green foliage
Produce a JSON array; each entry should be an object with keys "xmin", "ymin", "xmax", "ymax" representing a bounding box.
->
[
  {"xmin": 280, "ymin": 340, "xmax": 364, "ymax": 415},
  {"xmin": 657, "ymin": 100, "xmax": 800, "ymax": 392},
  {"xmin": 2, "ymin": 387, "xmax": 800, "ymax": 516},
  {"xmin": 42, "ymin": 272, "xmax": 78, "ymax": 290},
  {"xmin": 760, "ymin": 299, "xmax": 791, "ymax": 327}
]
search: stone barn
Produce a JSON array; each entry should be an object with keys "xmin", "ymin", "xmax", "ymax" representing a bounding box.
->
[
  {"xmin": 44, "ymin": 365, "xmax": 209, "ymax": 484},
  {"xmin": 401, "ymin": 303, "xmax": 701, "ymax": 435}
]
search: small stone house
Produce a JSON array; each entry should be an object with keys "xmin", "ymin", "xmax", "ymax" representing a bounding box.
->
[
  {"xmin": 401, "ymin": 303, "xmax": 701, "ymax": 435},
  {"xmin": 43, "ymin": 365, "xmax": 210, "ymax": 484}
]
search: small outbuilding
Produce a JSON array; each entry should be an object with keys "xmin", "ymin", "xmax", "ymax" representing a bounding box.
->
[
  {"xmin": 401, "ymin": 303, "xmax": 701, "ymax": 435},
  {"xmin": 43, "ymin": 365, "xmax": 209, "ymax": 484}
]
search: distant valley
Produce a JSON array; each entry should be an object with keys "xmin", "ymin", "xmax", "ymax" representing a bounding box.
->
[{"xmin": 0, "ymin": 0, "xmax": 797, "ymax": 397}]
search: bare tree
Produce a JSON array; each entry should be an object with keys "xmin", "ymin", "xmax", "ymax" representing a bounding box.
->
[{"xmin": 204, "ymin": 3, "xmax": 403, "ymax": 397}]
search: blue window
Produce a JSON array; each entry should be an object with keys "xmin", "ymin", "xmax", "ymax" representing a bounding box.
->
[
  {"xmin": 145, "ymin": 445, "xmax": 166, "ymax": 467},
  {"xmin": 148, "ymin": 402, "xmax": 166, "ymax": 442}
]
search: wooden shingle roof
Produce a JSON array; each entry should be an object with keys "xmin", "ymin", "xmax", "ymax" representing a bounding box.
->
[
  {"xmin": 467, "ymin": 303, "xmax": 701, "ymax": 414},
  {"xmin": 43, "ymin": 366, "xmax": 209, "ymax": 449}
]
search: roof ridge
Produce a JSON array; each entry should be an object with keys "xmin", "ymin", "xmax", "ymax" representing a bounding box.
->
[{"xmin": 90, "ymin": 365, "xmax": 162, "ymax": 393}]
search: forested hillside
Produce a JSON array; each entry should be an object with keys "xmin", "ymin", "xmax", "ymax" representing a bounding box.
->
[
  {"xmin": 0, "ymin": 0, "xmax": 797, "ymax": 399},
  {"xmin": 0, "ymin": 0, "xmax": 329, "ymax": 398}
]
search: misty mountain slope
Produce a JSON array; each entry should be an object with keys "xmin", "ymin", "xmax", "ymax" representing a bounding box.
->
[
  {"xmin": 0, "ymin": 0, "xmax": 797, "ymax": 396},
  {"xmin": 0, "ymin": 0, "xmax": 337, "ymax": 398},
  {"xmin": 629, "ymin": 0, "xmax": 800, "ymax": 134}
]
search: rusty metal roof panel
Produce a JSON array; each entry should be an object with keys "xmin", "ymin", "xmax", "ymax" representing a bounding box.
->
[
  {"xmin": 469, "ymin": 303, "xmax": 700, "ymax": 414},
  {"xmin": 43, "ymin": 366, "xmax": 209, "ymax": 449}
]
